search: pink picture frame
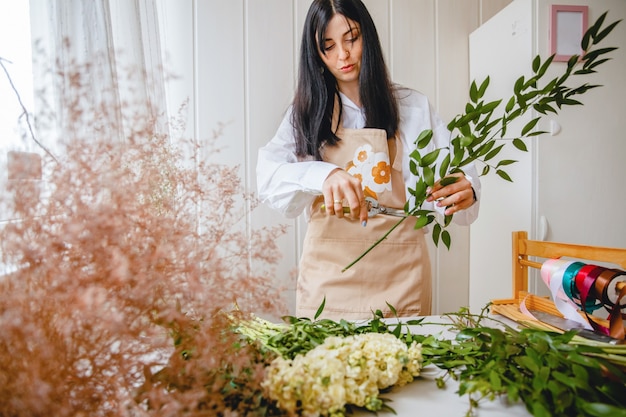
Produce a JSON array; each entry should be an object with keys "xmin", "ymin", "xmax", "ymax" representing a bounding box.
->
[{"xmin": 550, "ymin": 5, "xmax": 589, "ymax": 62}]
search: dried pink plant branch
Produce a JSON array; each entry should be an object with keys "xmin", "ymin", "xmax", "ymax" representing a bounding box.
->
[{"xmin": 0, "ymin": 57, "xmax": 286, "ymax": 417}]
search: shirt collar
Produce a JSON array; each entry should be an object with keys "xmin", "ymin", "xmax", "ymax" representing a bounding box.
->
[{"xmin": 338, "ymin": 91, "xmax": 365, "ymax": 129}]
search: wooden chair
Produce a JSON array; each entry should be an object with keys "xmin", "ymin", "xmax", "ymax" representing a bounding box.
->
[{"xmin": 491, "ymin": 230, "xmax": 626, "ymax": 323}]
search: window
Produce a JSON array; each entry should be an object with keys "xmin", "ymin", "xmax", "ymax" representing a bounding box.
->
[{"xmin": 0, "ymin": 0, "xmax": 35, "ymax": 154}]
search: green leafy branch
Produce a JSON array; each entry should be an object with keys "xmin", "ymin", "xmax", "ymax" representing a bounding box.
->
[
  {"xmin": 411, "ymin": 11, "xmax": 620, "ymax": 246},
  {"xmin": 343, "ymin": 11, "xmax": 621, "ymax": 271},
  {"xmin": 231, "ymin": 302, "xmax": 626, "ymax": 417},
  {"xmin": 413, "ymin": 316, "xmax": 626, "ymax": 417}
]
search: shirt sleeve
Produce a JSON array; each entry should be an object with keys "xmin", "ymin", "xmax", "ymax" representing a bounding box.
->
[{"xmin": 256, "ymin": 109, "xmax": 338, "ymax": 218}]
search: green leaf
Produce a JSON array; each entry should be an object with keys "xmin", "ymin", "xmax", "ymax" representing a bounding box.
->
[
  {"xmin": 581, "ymin": 27, "xmax": 592, "ymax": 51},
  {"xmin": 533, "ymin": 102, "xmax": 557, "ymax": 115},
  {"xmin": 512, "ymin": 138, "xmax": 527, "ymax": 152},
  {"xmin": 532, "ymin": 55, "xmax": 540, "ymax": 73},
  {"xmin": 478, "ymin": 76, "xmax": 490, "ymax": 98},
  {"xmin": 583, "ymin": 46, "xmax": 617, "ymax": 61},
  {"xmin": 419, "ymin": 149, "xmax": 441, "ymax": 167},
  {"xmin": 484, "ymin": 144, "xmax": 504, "ymax": 162},
  {"xmin": 481, "ymin": 99, "xmax": 502, "ymax": 115},
  {"xmin": 587, "ymin": 11, "xmax": 607, "ymax": 39},
  {"xmin": 531, "ymin": 402, "xmax": 552, "ymax": 417},
  {"xmin": 538, "ymin": 54, "xmax": 554, "ymax": 78},
  {"xmin": 432, "ymin": 223, "xmax": 441, "ymax": 245},
  {"xmin": 593, "ymin": 20, "xmax": 621, "ymax": 45},
  {"xmin": 447, "ymin": 116, "xmax": 459, "ymax": 131},
  {"xmin": 560, "ymin": 98, "xmax": 583, "ymax": 106},
  {"xmin": 523, "ymin": 75, "xmax": 539, "ymax": 90},
  {"xmin": 439, "ymin": 153, "xmax": 450, "ymax": 179},
  {"xmin": 489, "ymin": 370, "xmax": 502, "ymax": 390},
  {"xmin": 585, "ymin": 58, "xmax": 611, "ymax": 71},
  {"xmin": 506, "ymin": 107, "xmax": 523, "ymax": 122},
  {"xmin": 314, "ymin": 297, "xmax": 326, "ymax": 319},
  {"xmin": 458, "ymin": 123, "xmax": 471, "ymax": 138},
  {"xmin": 515, "ymin": 355, "xmax": 539, "ymax": 373},
  {"xmin": 451, "ymin": 143, "xmax": 464, "ymax": 167},
  {"xmin": 475, "ymin": 140, "xmax": 495, "ymax": 158},
  {"xmin": 460, "ymin": 136, "xmax": 474, "ymax": 147},
  {"xmin": 416, "ymin": 129, "xmax": 433, "ymax": 149},
  {"xmin": 477, "ymin": 119, "xmax": 500, "ymax": 138},
  {"xmin": 521, "ymin": 89, "xmax": 540, "ymax": 101},
  {"xmin": 410, "ymin": 149, "xmax": 421, "ymax": 163},
  {"xmin": 536, "ymin": 366, "xmax": 551, "ymax": 390},
  {"xmin": 455, "ymin": 112, "xmax": 480, "ymax": 127},
  {"xmin": 414, "ymin": 215, "xmax": 429, "ymax": 230},
  {"xmin": 574, "ymin": 69, "xmax": 596, "ymax": 76},
  {"xmin": 581, "ymin": 402, "xmax": 626, "ymax": 417},
  {"xmin": 571, "ymin": 364, "xmax": 590, "ymax": 389},
  {"xmin": 505, "ymin": 96, "xmax": 516, "ymax": 113},
  {"xmin": 441, "ymin": 230, "xmax": 451, "ymax": 249},
  {"xmin": 521, "ymin": 117, "xmax": 541, "ymax": 136},
  {"xmin": 413, "ymin": 179, "xmax": 427, "ymax": 199},
  {"xmin": 513, "ymin": 75, "xmax": 525, "ymax": 94},
  {"xmin": 496, "ymin": 159, "xmax": 516, "ymax": 167},
  {"xmin": 567, "ymin": 54, "xmax": 580, "ymax": 69},
  {"xmin": 440, "ymin": 176, "xmax": 458, "ymax": 187},
  {"xmin": 496, "ymin": 169, "xmax": 513, "ymax": 182},
  {"xmin": 423, "ymin": 166, "xmax": 435, "ymax": 186},
  {"xmin": 469, "ymin": 80, "xmax": 478, "ymax": 102}
]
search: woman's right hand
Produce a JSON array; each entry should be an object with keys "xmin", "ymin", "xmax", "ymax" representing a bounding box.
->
[{"xmin": 322, "ymin": 168, "xmax": 368, "ymax": 225}]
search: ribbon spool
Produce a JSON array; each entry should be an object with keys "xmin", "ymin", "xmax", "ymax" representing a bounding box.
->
[{"xmin": 540, "ymin": 259, "xmax": 626, "ymax": 340}]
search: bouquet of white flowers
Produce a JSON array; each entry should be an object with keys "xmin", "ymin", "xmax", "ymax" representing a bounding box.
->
[{"xmin": 262, "ymin": 332, "xmax": 422, "ymax": 417}]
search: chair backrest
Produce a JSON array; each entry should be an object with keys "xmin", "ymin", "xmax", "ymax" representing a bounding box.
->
[{"xmin": 511, "ymin": 230, "xmax": 626, "ymax": 297}]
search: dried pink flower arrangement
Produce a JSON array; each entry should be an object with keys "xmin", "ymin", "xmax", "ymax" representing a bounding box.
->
[{"xmin": 0, "ymin": 58, "xmax": 286, "ymax": 417}]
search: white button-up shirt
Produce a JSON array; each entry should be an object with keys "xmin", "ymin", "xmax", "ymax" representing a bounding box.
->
[{"xmin": 256, "ymin": 87, "xmax": 480, "ymax": 225}]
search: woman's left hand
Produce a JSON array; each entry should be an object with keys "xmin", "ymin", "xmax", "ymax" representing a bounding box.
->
[{"xmin": 426, "ymin": 173, "xmax": 475, "ymax": 216}]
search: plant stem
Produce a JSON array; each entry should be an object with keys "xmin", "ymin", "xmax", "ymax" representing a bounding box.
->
[
  {"xmin": 0, "ymin": 56, "xmax": 58, "ymax": 163},
  {"xmin": 342, "ymin": 215, "xmax": 408, "ymax": 272}
]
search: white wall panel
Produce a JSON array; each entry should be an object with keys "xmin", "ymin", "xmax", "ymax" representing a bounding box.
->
[
  {"xmin": 157, "ymin": 0, "xmax": 194, "ymax": 145},
  {"xmin": 246, "ymin": 0, "xmax": 300, "ymax": 313},
  {"xmin": 469, "ymin": 0, "xmax": 535, "ymax": 311},
  {"xmin": 389, "ymin": 0, "xmax": 436, "ymax": 99},
  {"xmin": 362, "ymin": 0, "xmax": 390, "ymax": 64},
  {"xmin": 195, "ymin": 1, "xmax": 245, "ymax": 167}
]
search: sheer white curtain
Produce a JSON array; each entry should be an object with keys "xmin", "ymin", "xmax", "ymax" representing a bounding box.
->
[{"xmin": 29, "ymin": 0, "xmax": 167, "ymax": 150}]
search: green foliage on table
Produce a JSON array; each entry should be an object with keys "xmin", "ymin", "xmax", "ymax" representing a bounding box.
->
[
  {"xmin": 424, "ymin": 308, "xmax": 626, "ymax": 417},
  {"xmin": 343, "ymin": 11, "xmax": 621, "ymax": 271},
  {"xmin": 233, "ymin": 303, "xmax": 626, "ymax": 417}
]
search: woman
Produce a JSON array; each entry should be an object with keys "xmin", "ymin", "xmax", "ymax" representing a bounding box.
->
[{"xmin": 257, "ymin": 0, "xmax": 480, "ymax": 320}]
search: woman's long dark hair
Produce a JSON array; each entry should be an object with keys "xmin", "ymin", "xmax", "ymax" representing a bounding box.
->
[{"xmin": 292, "ymin": 0, "xmax": 398, "ymax": 160}]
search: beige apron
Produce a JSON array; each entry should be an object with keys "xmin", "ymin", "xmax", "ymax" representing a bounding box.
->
[{"xmin": 296, "ymin": 113, "xmax": 432, "ymax": 320}]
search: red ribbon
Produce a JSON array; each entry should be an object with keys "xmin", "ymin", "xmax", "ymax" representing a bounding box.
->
[
  {"xmin": 542, "ymin": 260, "xmax": 626, "ymax": 340},
  {"xmin": 573, "ymin": 265, "xmax": 626, "ymax": 339}
]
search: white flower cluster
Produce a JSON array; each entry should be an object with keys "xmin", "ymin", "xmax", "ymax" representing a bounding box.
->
[{"xmin": 262, "ymin": 332, "xmax": 423, "ymax": 417}]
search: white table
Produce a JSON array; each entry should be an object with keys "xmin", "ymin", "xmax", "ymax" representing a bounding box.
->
[{"xmin": 353, "ymin": 314, "xmax": 533, "ymax": 417}]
